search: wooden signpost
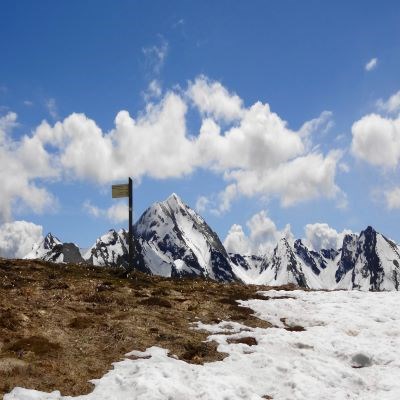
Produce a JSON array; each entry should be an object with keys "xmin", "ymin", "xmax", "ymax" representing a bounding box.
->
[{"xmin": 112, "ymin": 177, "xmax": 133, "ymax": 269}]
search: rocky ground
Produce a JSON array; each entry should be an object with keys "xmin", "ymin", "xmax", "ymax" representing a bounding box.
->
[{"xmin": 0, "ymin": 258, "xmax": 298, "ymax": 397}]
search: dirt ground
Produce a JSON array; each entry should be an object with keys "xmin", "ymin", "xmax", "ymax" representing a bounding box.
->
[{"xmin": 0, "ymin": 258, "xmax": 298, "ymax": 397}]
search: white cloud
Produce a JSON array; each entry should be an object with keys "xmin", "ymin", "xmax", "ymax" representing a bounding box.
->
[
  {"xmin": 299, "ymin": 110, "xmax": 334, "ymax": 138},
  {"xmin": 304, "ymin": 223, "xmax": 351, "ymax": 251},
  {"xmin": 45, "ymin": 98, "xmax": 58, "ymax": 120},
  {"xmin": 83, "ymin": 200, "xmax": 128, "ymax": 223},
  {"xmin": 0, "ymin": 111, "xmax": 18, "ymax": 141},
  {"xmin": 142, "ymin": 37, "xmax": 168, "ymax": 74},
  {"xmin": 223, "ymin": 224, "xmax": 251, "ymax": 255},
  {"xmin": 143, "ymin": 79, "xmax": 162, "ymax": 101},
  {"xmin": 376, "ymin": 90, "xmax": 400, "ymax": 115},
  {"xmin": 351, "ymin": 113, "xmax": 400, "ymax": 168},
  {"xmin": 23, "ymin": 100, "xmax": 33, "ymax": 107},
  {"xmin": 338, "ymin": 162, "xmax": 350, "ymax": 173},
  {"xmin": 384, "ymin": 187, "xmax": 400, "ymax": 210},
  {"xmin": 107, "ymin": 202, "xmax": 128, "ymax": 222},
  {"xmin": 365, "ymin": 57, "xmax": 378, "ymax": 71},
  {"xmin": 0, "ymin": 220, "xmax": 43, "ymax": 258},
  {"xmin": 0, "ymin": 76, "xmax": 344, "ymax": 220},
  {"xmin": 0, "ymin": 112, "xmax": 57, "ymax": 223},
  {"xmin": 35, "ymin": 92, "xmax": 194, "ymax": 183},
  {"xmin": 224, "ymin": 211, "xmax": 285, "ymax": 255},
  {"xmin": 195, "ymin": 196, "xmax": 210, "ymax": 213},
  {"xmin": 246, "ymin": 211, "xmax": 281, "ymax": 254},
  {"xmin": 213, "ymin": 184, "xmax": 238, "ymax": 215},
  {"xmin": 187, "ymin": 76, "xmax": 244, "ymax": 122},
  {"xmin": 224, "ymin": 150, "xmax": 341, "ymax": 208}
]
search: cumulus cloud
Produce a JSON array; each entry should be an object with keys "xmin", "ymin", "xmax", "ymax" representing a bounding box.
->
[
  {"xmin": 304, "ymin": 223, "xmax": 351, "ymax": 251},
  {"xmin": 223, "ymin": 224, "xmax": 251, "ymax": 255},
  {"xmin": 351, "ymin": 114, "xmax": 400, "ymax": 168},
  {"xmin": 0, "ymin": 112, "xmax": 57, "ymax": 223},
  {"xmin": 246, "ymin": 211, "xmax": 281, "ymax": 254},
  {"xmin": 384, "ymin": 187, "xmax": 400, "ymax": 210},
  {"xmin": 224, "ymin": 211, "xmax": 285, "ymax": 255},
  {"xmin": 376, "ymin": 90, "xmax": 400, "ymax": 115},
  {"xmin": 0, "ymin": 220, "xmax": 43, "ymax": 258},
  {"xmin": 83, "ymin": 200, "xmax": 128, "ymax": 223},
  {"xmin": 365, "ymin": 57, "xmax": 378, "ymax": 71},
  {"xmin": 187, "ymin": 76, "xmax": 244, "ymax": 122},
  {"xmin": 1, "ymin": 76, "xmax": 344, "ymax": 220}
]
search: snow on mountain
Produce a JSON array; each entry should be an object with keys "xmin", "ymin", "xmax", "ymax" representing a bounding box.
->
[
  {"xmin": 24, "ymin": 233, "xmax": 83, "ymax": 263},
  {"xmin": 83, "ymin": 229, "xmax": 149, "ymax": 273},
  {"xmin": 229, "ymin": 253, "xmax": 264, "ymax": 284},
  {"xmin": 21, "ymin": 196, "xmax": 400, "ymax": 291},
  {"xmin": 24, "ymin": 233, "xmax": 62, "ymax": 260},
  {"xmin": 135, "ymin": 193, "xmax": 236, "ymax": 281},
  {"xmin": 84, "ymin": 229, "xmax": 127, "ymax": 267},
  {"xmin": 234, "ymin": 226, "xmax": 400, "ymax": 290},
  {"xmin": 337, "ymin": 226, "xmax": 400, "ymax": 291}
]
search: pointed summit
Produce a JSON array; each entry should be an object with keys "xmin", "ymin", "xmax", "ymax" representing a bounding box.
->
[
  {"xmin": 43, "ymin": 233, "xmax": 62, "ymax": 250},
  {"xmin": 164, "ymin": 192, "xmax": 187, "ymax": 211},
  {"xmin": 135, "ymin": 193, "xmax": 236, "ymax": 281},
  {"xmin": 24, "ymin": 233, "xmax": 62, "ymax": 260}
]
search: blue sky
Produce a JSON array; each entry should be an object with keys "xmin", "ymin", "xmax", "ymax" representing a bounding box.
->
[{"xmin": 1, "ymin": 1, "xmax": 400, "ymax": 255}]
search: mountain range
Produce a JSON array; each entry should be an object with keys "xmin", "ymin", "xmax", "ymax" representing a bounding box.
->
[{"xmin": 24, "ymin": 193, "xmax": 400, "ymax": 291}]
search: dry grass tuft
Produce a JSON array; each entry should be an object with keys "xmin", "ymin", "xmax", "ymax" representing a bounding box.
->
[
  {"xmin": 227, "ymin": 336, "xmax": 258, "ymax": 346},
  {"xmin": 138, "ymin": 296, "xmax": 172, "ymax": 308},
  {"xmin": 6, "ymin": 336, "xmax": 61, "ymax": 356}
]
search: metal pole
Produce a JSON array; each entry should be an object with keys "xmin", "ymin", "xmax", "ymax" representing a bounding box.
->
[{"xmin": 128, "ymin": 177, "xmax": 133, "ymax": 269}]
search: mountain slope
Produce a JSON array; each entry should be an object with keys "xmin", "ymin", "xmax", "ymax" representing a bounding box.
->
[
  {"xmin": 337, "ymin": 226, "xmax": 400, "ymax": 291},
  {"xmin": 135, "ymin": 193, "xmax": 236, "ymax": 281},
  {"xmin": 21, "ymin": 196, "xmax": 400, "ymax": 291},
  {"xmin": 234, "ymin": 226, "xmax": 400, "ymax": 291},
  {"xmin": 83, "ymin": 229, "xmax": 149, "ymax": 273},
  {"xmin": 24, "ymin": 233, "xmax": 62, "ymax": 260},
  {"xmin": 25, "ymin": 233, "xmax": 84, "ymax": 263}
]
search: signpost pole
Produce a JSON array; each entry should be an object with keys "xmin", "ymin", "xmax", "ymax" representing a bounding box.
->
[{"xmin": 128, "ymin": 177, "xmax": 133, "ymax": 270}]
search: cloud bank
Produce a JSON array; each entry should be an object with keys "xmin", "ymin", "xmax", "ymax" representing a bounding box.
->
[
  {"xmin": 1, "ymin": 76, "xmax": 343, "ymax": 222},
  {"xmin": 0, "ymin": 220, "xmax": 43, "ymax": 258}
]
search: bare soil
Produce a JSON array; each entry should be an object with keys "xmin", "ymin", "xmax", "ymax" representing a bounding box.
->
[{"xmin": 0, "ymin": 258, "xmax": 298, "ymax": 397}]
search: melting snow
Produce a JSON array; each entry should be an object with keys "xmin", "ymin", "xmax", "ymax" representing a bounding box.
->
[{"xmin": 5, "ymin": 290, "xmax": 400, "ymax": 400}]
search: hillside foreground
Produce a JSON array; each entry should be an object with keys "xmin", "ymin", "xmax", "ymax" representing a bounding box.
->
[{"xmin": 1, "ymin": 259, "xmax": 400, "ymax": 399}]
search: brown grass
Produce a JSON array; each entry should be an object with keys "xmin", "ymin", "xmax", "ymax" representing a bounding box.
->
[
  {"xmin": 0, "ymin": 258, "xmax": 299, "ymax": 397},
  {"xmin": 227, "ymin": 336, "xmax": 258, "ymax": 346}
]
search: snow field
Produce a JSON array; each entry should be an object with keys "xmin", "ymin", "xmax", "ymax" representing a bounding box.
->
[{"xmin": 5, "ymin": 290, "xmax": 400, "ymax": 400}]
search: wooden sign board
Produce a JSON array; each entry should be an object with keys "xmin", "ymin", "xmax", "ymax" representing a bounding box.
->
[{"xmin": 112, "ymin": 184, "xmax": 129, "ymax": 198}]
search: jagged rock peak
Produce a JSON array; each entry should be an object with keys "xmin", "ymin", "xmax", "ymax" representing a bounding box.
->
[
  {"xmin": 43, "ymin": 233, "xmax": 62, "ymax": 249},
  {"xmin": 163, "ymin": 193, "xmax": 194, "ymax": 214}
]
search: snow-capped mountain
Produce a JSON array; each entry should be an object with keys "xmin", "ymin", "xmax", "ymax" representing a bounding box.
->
[
  {"xmin": 25, "ymin": 233, "xmax": 61, "ymax": 259},
  {"xmin": 24, "ymin": 233, "xmax": 83, "ymax": 263},
  {"xmin": 135, "ymin": 193, "xmax": 236, "ymax": 281},
  {"xmin": 336, "ymin": 226, "xmax": 400, "ymax": 291},
  {"xmin": 233, "ymin": 226, "xmax": 400, "ymax": 291},
  {"xmin": 83, "ymin": 228, "xmax": 149, "ymax": 273},
  {"xmin": 22, "ymin": 194, "xmax": 400, "ymax": 290}
]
